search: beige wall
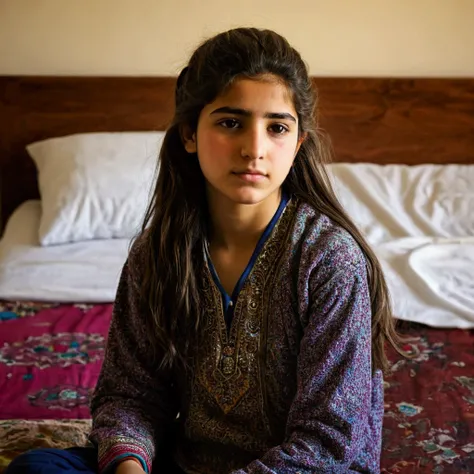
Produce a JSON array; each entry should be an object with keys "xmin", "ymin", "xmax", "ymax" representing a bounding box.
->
[{"xmin": 0, "ymin": 0, "xmax": 473, "ymax": 77}]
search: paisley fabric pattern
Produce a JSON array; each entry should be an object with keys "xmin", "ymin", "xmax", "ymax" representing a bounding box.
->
[
  {"xmin": 28, "ymin": 385, "xmax": 93, "ymax": 410},
  {"xmin": 0, "ymin": 333, "xmax": 104, "ymax": 369}
]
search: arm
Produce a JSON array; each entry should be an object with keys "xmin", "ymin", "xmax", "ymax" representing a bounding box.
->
[
  {"xmin": 89, "ymin": 257, "xmax": 179, "ymax": 474},
  {"xmin": 233, "ymin": 256, "xmax": 379, "ymax": 473}
]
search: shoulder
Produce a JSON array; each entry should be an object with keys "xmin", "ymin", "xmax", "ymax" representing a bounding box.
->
[
  {"xmin": 292, "ymin": 200, "xmax": 368, "ymax": 279},
  {"xmin": 291, "ymin": 201, "xmax": 372, "ymax": 326}
]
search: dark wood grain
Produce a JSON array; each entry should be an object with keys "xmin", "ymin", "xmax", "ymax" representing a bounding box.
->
[
  {"xmin": 315, "ymin": 78, "xmax": 474, "ymax": 165},
  {"xmin": 1, "ymin": 76, "xmax": 473, "ymax": 232}
]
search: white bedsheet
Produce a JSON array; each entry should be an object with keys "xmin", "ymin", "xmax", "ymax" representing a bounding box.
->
[
  {"xmin": 330, "ymin": 163, "xmax": 474, "ymax": 245},
  {"xmin": 374, "ymin": 238, "xmax": 474, "ymax": 328},
  {"xmin": 0, "ymin": 201, "xmax": 130, "ymax": 302},
  {"xmin": 1, "ymin": 199, "xmax": 473, "ymax": 328},
  {"xmin": 328, "ymin": 162, "xmax": 474, "ymax": 328}
]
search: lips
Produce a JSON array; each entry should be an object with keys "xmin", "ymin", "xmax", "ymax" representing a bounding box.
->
[
  {"xmin": 232, "ymin": 170, "xmax": 267, "ymax": 183},
  {"xmin": 233, "ymin": 170, "xmax": 266, "ymax": 176}
]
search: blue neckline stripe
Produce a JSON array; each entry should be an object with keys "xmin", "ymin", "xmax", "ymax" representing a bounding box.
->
[{"xmin": 207, "ymin": 192, "xmax": 290, "ymax": 330}]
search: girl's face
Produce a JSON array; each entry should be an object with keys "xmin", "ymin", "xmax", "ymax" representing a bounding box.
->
[{"xmin": 183, "ymin": 76, "xmax": 304, "ymax": 208}]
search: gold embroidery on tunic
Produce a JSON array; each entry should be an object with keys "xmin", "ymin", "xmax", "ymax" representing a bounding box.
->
[{"xmin": 179, "ymin": 199, "xmax": 299, "ymax": 473}]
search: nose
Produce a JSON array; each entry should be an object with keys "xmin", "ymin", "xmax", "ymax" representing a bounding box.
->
[{"xmin": 240, "ymin": 126, "xmax": 266, "ymax": 160}]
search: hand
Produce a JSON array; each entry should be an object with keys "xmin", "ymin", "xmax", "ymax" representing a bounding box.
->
[{"xmin": 115, "ymin": 459, "xmax": 146, "ymax": 474}]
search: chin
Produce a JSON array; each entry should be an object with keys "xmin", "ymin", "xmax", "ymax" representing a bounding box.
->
[
  {"xmin": 207, "ymin": 181, "xmax": 279, "ymax": 207},
  {"xmin": 226, "ymin": 188, "xmax": 273, "ymax": 206}
]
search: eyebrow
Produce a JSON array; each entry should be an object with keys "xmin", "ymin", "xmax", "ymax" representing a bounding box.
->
[{"xmin": 210, "ymin": 106, "xmax": 297, "ymax": 123}]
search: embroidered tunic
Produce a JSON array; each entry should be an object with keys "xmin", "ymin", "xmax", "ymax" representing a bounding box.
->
[{"xmin": 89, "ymin": 197, "xmax": 384, "ymax": 473}]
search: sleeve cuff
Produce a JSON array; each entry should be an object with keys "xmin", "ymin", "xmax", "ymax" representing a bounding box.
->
[{"xmin": 100, "ymin": 445, "xmax": 151, "ymax": 473}]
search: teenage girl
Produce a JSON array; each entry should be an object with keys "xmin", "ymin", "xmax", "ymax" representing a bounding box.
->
[{"xmin": 6, "ymin": 27, "xmax": 403, "ymax": 474}]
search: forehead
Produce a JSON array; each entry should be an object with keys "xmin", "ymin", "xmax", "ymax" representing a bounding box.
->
[{"xmin": 207, "ymin": 76, "xmax": 296, "ymax": 114}]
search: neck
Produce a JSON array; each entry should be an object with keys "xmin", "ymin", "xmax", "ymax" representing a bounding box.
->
[{"xmin": 207, "ymin": 189, "xmax": 282, "ymax": 252}]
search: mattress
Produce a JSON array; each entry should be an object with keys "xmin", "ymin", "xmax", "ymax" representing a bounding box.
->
[{"xmin": 0, "ymin": 201, "xmax": 130, "ymax": 302}]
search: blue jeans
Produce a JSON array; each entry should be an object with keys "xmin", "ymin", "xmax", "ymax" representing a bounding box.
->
[
  {"xmin": 5, "ymin": 446, "xmax": 186, "ymax": 473},
  {"xmin": 5, "ymin": 447, "xmax": 98, "ymax": 473}
]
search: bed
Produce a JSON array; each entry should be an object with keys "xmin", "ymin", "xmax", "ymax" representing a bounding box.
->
[{"xmin": 0, "ymin": 76, "xmax": 473, "ymax": 473}]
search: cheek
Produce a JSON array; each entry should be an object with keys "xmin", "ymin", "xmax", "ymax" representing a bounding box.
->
[
  {"xmin": 198, "ymin": 129, "xmax": 233, "ymax": 162},
  {"xmin": 272, "ymin": 138, "xmax": 299, "ymax": 164}
]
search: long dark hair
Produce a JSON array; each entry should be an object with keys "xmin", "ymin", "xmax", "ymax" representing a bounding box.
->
[{"xmin": 140, "ymin": 27, "xmax": 405, "ymax": 375}]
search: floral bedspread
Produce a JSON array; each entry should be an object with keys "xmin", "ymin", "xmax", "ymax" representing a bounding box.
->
[
  {"xmin": 0, "ymin": 301, "xmax": 112, "ymax": 420},
  {"xmin": 0, "ymin": 302, "xmax": 473, "ymax": 473},
  {"xmin": 381, "ymin": 322, "xmax": 474, "ymax": 473}
]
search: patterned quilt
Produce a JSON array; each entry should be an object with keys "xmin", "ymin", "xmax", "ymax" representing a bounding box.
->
[
  {"xmin": 0, "ymin": 302, "xmax": 111, "ymax": 419},
  {"xmin": 0, "ymin": 302, "xmax": 473, "ymax": 473}
]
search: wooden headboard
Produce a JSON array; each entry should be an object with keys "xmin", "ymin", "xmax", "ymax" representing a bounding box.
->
[{"xmin": 1, "ymin": 76, "xmax": 474, "ymax": 232}]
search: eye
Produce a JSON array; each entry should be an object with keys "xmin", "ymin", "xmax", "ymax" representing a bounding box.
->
[
  {"xmin": 219, "ymin": 119, "xmax": 241, "ymax": 129},
  {"xmin": 269, "ymin": 124, "xmax": 289, "ymax": 135}
]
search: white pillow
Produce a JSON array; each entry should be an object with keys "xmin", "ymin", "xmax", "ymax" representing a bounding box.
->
[{"xmin": 27, "ymin": 132, "xmax": 164, "ymax": 246}]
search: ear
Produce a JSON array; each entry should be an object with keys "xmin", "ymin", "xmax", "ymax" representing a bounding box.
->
[
  {"xmin": 294, "ymin": 132, "xmax": 307, "ymax": 157},
  {"xmin": 180, "ymin": 124, "xmax": 197, "ymax": 154}
]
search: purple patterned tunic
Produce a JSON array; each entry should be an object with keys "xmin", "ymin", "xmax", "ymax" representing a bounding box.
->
[{"xmin": 89, "ymin": 197, "xmax": 384, "ymax": 473}]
